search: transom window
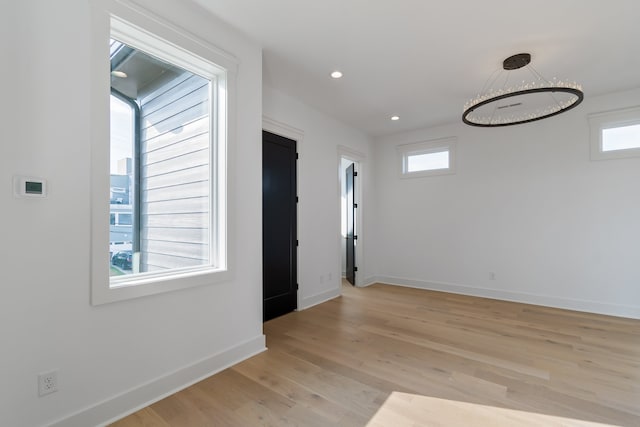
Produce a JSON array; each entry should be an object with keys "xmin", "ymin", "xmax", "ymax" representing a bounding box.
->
[
  {"xmin": 406, "ymin": 150, "xmax": 450, "ymax": 173},
  {"xmin": 398, "ymin": 137, "xmax": 457, "ymax": 178},
  {"xmin": 602, "ymin": 124, "xmax": 640, "ymax": 152},
  {"xmin": 590, "ymin": 106, "xmax": 640, "ymax": 160}
]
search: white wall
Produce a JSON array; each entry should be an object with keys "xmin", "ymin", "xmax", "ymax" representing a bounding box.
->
[
  {"xmin": 0, "ymin": 1, "xmax": 264, "ymax": 426},
  {"xmin": 263, "ymin": 86, "xmax": 375, "ymax": 307},
  {"xmin": 372, "ymin": 88, "xmax": 640, "ymax": 318}
]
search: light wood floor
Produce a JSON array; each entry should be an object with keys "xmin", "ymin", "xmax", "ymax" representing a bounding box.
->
[{"xmin": 112, "ymin": 282, "xmax": 640, "ymax": 426}]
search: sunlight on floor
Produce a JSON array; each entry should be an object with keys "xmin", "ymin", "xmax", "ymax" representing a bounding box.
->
[{"xmin": 366, "ymin": 392, "xmax": 619, "ymax": 427}]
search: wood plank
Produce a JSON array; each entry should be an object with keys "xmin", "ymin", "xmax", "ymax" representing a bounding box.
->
[
  {"xmin": 143, "ymin": 149, "xmax": 208, "ymax": 179},
  {"xmin": 141, "ymin": 226, "xmax": 209, "ymax": 245},
  {"xmin": 142, "ymin": 181, "xmax": 208, "ymax": 203},
  {"xmin": 143, "ymin": 134, "xmax": 209, "ymax": 167},
  {"xmin": 111, "ymin": 282, "xmax": 640, "ymax": 426},
  {"xmin": 142, "ymin": 102, "xmax": 208, "ymax": 141},
  {"xmin": 140, "ymin": 73, "xmax": 192, "ymax": 107},
  {"xmin": 142, "ymin": 239, "xmax": 207, "ymax": 259},
  {"xmin": 141, "ymin": 252, "xmax": 206, "ymax": 269},
  {"xmin": 143, "ymin": 195, "xmax": 209, "ymax": 216},
  {"xmin": 143, "ymin": 85, "xmax": 209, "ymax": 130},
  {"xmin": 141, "ymin": 212, "xmax": 207, "ymax": 228},
  {"xmin": 142, "ymin": 75, "xmax": 208, "ymax": 116},
  {"xmin": 143, "ymin": 116, "xmax": 209, "ymax": 153}
]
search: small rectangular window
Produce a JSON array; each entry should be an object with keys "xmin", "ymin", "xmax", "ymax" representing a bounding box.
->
[
  {"xmin": 398, "ymin": 137, "xmax": 457, "ymax": 178},
  {"xmin": 407, "ymin": 150, "xmax": 449, "ymax": 173},
  {"xmin": 602, "ymin": 124, "xmax": 640, "ymax": 152},
  {"xmin": 590, "ymin": 106, "xmax": 640, "ymax": 160},
  {"xmin": 118, "ymin": 213, "xmax": 133, "ymax": 226}
]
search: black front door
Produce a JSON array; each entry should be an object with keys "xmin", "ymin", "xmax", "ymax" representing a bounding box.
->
[
  {"xmin": 262, "ymin": 131, "xmax": 297, "ymax": 321},
  {"xmin": 345, "ymin": 163, "xmax": 356, "ymax": 285}
]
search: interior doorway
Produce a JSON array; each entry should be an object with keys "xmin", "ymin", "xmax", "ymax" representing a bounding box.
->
[
  {"xmin": 262, "ymin": 130, "xmax": 297, "ymax": 321},
  {"xmin": 339, "ymin": 149, "xmax": 364, "ymax": 286},
  {"xmin": 344, "ymin": 162, "xmax": 356, "ymax": 285}
]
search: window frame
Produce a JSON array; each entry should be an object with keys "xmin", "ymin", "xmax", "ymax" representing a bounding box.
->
[
  {"xmin": 589, "ymin": 106, "xmax": 640, "ymax": 161},
  {"xmin": 90, "ymin": 2, "xmax": 237, "ymax": 305},
  {"xmin": 397, "ymin": 137, "xmax": 457, "ymax": 179},
  {"xmin": 109, "ymin": 89, "xmax": 140, "ymax": 255}
]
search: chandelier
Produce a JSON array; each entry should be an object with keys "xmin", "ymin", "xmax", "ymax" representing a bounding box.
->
[{"xmin": 462, "ymin": 53, "xmax": 583, "ymax": 127}]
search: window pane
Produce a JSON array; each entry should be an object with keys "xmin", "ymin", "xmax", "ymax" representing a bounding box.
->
[
  {"xmin": 407, "ymin": 150, "xmax": 449, "ymax": 172},
  {"xmin": 110, "ymin": 38, "xmax": 211, "ymax": 281},
  {"xmin": 110, "ymin": 97, "xmax": 134, "ymax": 175},
  {"xmin": 110, "ymin": 94, "xmax": 135, "ymax": 277},
  {"xmin": 118, "ymin": 213, "xmax": 133, "ymax": 225},
  {"xmin": 602, "ymin": 124, "xmax": 640, "ymax": 151}
]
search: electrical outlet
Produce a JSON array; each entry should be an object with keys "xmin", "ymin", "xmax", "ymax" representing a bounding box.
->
[{"xmin": 38, "ymin": 370, "xmax": 58, "ymax": 396}]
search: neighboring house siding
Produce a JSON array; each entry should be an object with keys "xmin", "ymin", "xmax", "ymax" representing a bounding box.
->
[{"xmin": 139, "ymin": 73, "xmax": 210, "ymax": 271}]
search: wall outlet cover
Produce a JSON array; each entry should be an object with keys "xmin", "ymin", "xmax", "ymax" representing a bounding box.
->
[{"xmin": 38, "ymin": 370, "xmax": 58, "ymax": 396}]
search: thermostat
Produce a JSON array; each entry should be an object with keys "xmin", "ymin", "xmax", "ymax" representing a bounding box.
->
[{"xmin": 13, "ymin": 176, "xmax": 48, "ymax": 198}]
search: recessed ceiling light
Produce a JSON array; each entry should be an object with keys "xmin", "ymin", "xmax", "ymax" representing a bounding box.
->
[
  {"xmin": 330, "ymin": 71, "xmax": 343, "ymax": 79},
  {"xmin": 391, "ymin": 115, "xmax": 400, "ymax": 121},
  {"xmin": 111, "ymin": 70, "xmax": 128, "ymax": 78}
]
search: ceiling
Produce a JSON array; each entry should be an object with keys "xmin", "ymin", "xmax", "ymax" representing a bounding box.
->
[{"xmin": 194, "ymin": 0, "xmax": 640, "ymax": 136}]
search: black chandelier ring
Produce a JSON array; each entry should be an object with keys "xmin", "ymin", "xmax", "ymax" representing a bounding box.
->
[{"xmin": 462, "ymin": 86, "xmax": 584, "ymax": 127}]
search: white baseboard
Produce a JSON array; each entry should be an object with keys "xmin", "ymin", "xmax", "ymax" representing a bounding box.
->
[
  {"xmin": 359, "ymin": 276, "xmax": 377, "ymax": 287},
  {"xmin": 373, "ymin": 275, "xmax": 640, "ymax": 319},
  {"xmin": 51, "ymin": 335, "xmax": 266, "ymax": 427},
  {"xmin": 299, "ymin": 287, "xmax": 341, "ymax": 310}
]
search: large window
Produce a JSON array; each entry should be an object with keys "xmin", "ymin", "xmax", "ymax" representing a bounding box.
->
[
  {"xmin": 398, "ymin": 137, "xmax": 457, "ymax": 178},
  {"xmin": 590, "ymin": 106, "xmax": 640, "ymax": 160},
  {"xmin": 109, "ymin": 37, "xmax": 213, "ymax": 280},
  {"xmin": 92, "ymin": 9, "xmax": 233, "ymax": 304}
]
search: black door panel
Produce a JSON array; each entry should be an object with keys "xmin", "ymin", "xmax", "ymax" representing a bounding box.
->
[{"xmin": 263, "ymin": 131, "xmax": 297, "ymax": 321}]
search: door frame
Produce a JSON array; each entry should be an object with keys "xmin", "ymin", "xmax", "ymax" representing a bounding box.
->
[
  {"xmin": 263, "ymin": 116, "xmax": 303, "ymax": 309},
  {"xmin": 338, "ymin": 145, "xmax": 365, "ymax": 287}
]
